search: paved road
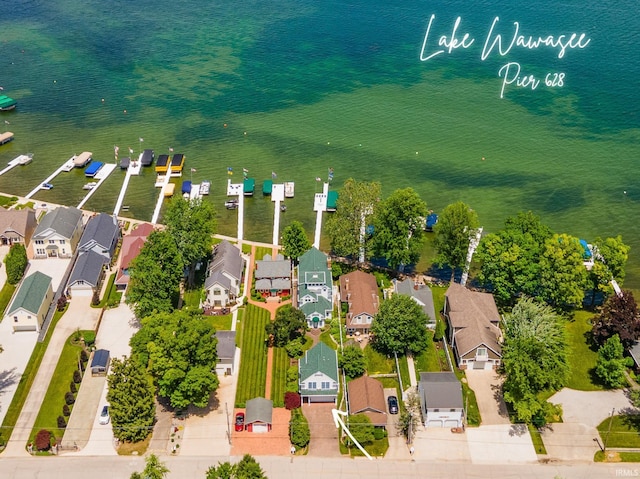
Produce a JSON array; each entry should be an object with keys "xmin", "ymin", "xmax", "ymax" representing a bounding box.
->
[{"xmin": 0, "ymin": 454, "xmax": 627, "ymax": 479}]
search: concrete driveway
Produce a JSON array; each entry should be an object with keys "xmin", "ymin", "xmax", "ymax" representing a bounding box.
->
[
  {"xmin": 465, "ymin": 370, "xmax": 510, "ymax": 425},
  {"xmin": 304, "ymin": 403, "xmax": 340, "ymax": 456},
  {"xmin": 467, "ymin": 424, "xmax": 538, "ymax": 464},
  {"xmin": 413, "ymin": 427, "xmax": 471, "ymax": 463}
]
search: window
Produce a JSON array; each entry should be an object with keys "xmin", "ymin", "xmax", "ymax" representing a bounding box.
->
[
  {"xmin": 321, "ymin": 382, "xmax": 330, "ymax": 389},
  {"xmin": 308, "ymin": 382, "xmax": 316, "ymax": 389},
  {"xmin": 13, "ymin": 316, "xmax": 18, "ymax": 322},
  {"xmin": 213, "ymin": 289, "xmax": 221, "ymax": 295},
  {"xmin": 450, "ymin": 409, "xmax": 456, "ymax": 412},
  {"xmin": 477, "ymin": 347, "xmax": 487, "ymax": 357},
  {"xmin": 35, "ymin": 240, "xmax": 44, "ymax": 245},
  {"xmin": 59, "ymin": 240, "xmax": 65, "ymax": 244},
  {"xmin": 433, "ymin": 408, "xmax": 440, "ymax": 412},
  {"xmin": 49, "ymin": 239, "xmax": 56, "ymax": 244},
  {"xmin": 36, "ymin": 249, "xmax": 45, "ymax": 255}
]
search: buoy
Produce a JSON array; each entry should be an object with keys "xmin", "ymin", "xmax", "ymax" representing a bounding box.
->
[
  {"xmin": 123, "ymin": 110, "xmax": 127, "ymax": 114},
  {"xmin": 244, "ymin": 131, "xmax": 247, "ymax": 135},
  {"xmin": 482, "ymin": 157, "xmax": 485, "ymax": 161},
  {"xmin": 416, "ymin": 152, "xmax": 418, "ymax": 155},
  {"xmin": 101, "ymin": 98, "xmax": 105, "ymax": 102},
  {"xmin": 223, "ymin": 123, "xmax": 227, "ymax": 128}
]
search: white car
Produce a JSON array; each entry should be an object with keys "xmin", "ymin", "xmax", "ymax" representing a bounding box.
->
[{"xmin": 99, "ymin": 405, "xmax": 110, "ymax": 425}]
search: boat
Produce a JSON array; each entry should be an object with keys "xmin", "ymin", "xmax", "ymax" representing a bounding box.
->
[
  {"xmin": 170, "ymin": 153, "xmax": 185, "ymax": 176},
  {"xmin": 326, "ymin": 190, "xmax": 338, "ymax": 212},
  {"xmin": 181, "ymin": 180, "xmax": 192, "ymax": 195},
  {"xmin": 263, "ymin": 179, "xmax": 273, "ymax": 196},
  {"xmin": 83, "ymin": 182, "xmax": 98, "ymax": 190},
  {"xmin": 284, "ymin": 182, "xmax": 294, "ymax": 198},
  {"xmin": 85, "ymin": 161, "xmax": 104, "ymax": 177},
  {"xmin": 0, "ymin": 131, "xmax": 14, "ymax": 145},
  {"xmin": 72, "ymin": 151, "xmax": 93, "ymax": 168},
  {"xmin": 13, "ymin": 153, "xmax": 33, "ymax": 165},
  {"xmin": 120, "ymin": 156, "xmax": 130, "ymax": 169},
  {"xmin": 155, "ymin": 154, "xmax": 169, "ymax": 173},
  {"xmin": 164, "ymin": 183, "xmax": 176, "ymax": 197},
  {"xmin": 41, "ymin": 182, "xmax": 53, "ymax": 190},
  {"xmin": 243, "ymin": 178, "xmax": 255, "ymax": 196},
  {"xmin": 225, "ymin": 199, "xmax": 239, "ymax": 209},
  {"xmin": 280, "ymin": 204, "xmax": 287, "ymax": 212},
  {"xmin": 140, "ymin": 149, "xmax": 154, "ymax": 167},
  {"xmin": 0, "ymin": 94, "xmax": 17, "ymax": 111},
  {"xmin": 199, "ymin": 180, "xmax": 210, "ymax": 195}
]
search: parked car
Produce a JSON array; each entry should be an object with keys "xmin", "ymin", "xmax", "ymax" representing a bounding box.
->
[
  {"xmin": 99, "ymin": 405, "xmax": 110, "ymax": 424},
  {"xmin": 387, "ymin": 395, "xmax": 399, "ymax": 414},
  {"xmin": 235, "ymin": 412, "xmax": 245, "ymax": 432}
]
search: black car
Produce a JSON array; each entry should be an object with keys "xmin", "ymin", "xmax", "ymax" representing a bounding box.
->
[{"xmin": 387, "ymin": 395, "xmax": 399, "ymax": 414}]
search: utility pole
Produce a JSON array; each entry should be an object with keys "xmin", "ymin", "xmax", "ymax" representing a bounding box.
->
[
  {"xmin": 225, "ymin": 402, "xmax": 232, "ymax": 445},
  {"xmin": 604, "ymin": 407, "xmax": 615, "ymax": 452}
]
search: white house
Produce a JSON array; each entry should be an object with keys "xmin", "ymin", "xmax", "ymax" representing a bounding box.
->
[
  {"xmin": 204, "ymin": 240, "xmax": 244, "ymax": 308},
  {"xmin": 31, "ymin": 206, "xmax": 84, "ymax": 259},
  {"xmin": 298, "ymin": 342, "xmax": 339, "ymax": 403},
  {"xmin": 418, "ymin": 372, "xmax": 465, "ymax": 428}
]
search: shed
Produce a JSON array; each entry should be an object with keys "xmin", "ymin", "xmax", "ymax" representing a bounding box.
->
[
  {"xmin": 91, "ymin": 349, "xmax": 111, "ymax": 376},
  {"xmin": 216, "ymin": 331, "xmax": 237, "ymax": 375},
  {"xmin": 245, "ymin": 397, "xmax": 273, "ymax": 433}
]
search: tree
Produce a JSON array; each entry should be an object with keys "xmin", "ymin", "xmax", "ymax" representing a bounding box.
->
[
  {"xmin": 132, "ymin": 454, "xmax": 169, "ymax": 479},
  {"xmin": 592, "ymin": 290, "xmax": 640, "ymax": 349},
  {"xmin": 130, "ymin": 311, "xmax": 219, "ymax": 409},
  {"xmin": 586, "ymin": 236, "xmax": 630, "ymax": 305},
  {"xmin": 281, "ymin": 221, "xmax": 311, "ymax": 264},
  {"xmin": 371, "ymin": 187, "xmax": 427, "ymax": 270},
  {"xmin": 325, "ymin": 178, "xmax": 381, "ymax": 260},
  {"xmin": 339, "ymin": 345, "xmax": 366, "ymax": 379},
  {"xmin": 346, "ymin": 413, "xmax": 375, "ymax": 446},
  {"xmin": 163, "ymin": 196, "xmax": 216, "ymax": 287},
  {"xmin": 501, "ymin": 297, "xmax": 569, "ymax": 424},
  {"xmin": 475, "ymin": 212, "xmax": 552, "ymax": 306},
  {"xmin": 5, "ymin": 243, "xmax": 28, "ymax": 285},
  {"xmin": 433, "ymin": 201, "xmax": 479, "ymax": 281},
  {"xmin": 206, "ymin": 455, "xmax": 267, "ymax": 479},
  {"xmin": 371, "ymin": 294, "xmax": 429, "ymax": 356},
  {"xmin": 126, "ymin": 230, "xmax": 184, "ymax": 319},
  {"xmin": 206, "ymin": 462, "xmax": 235, "ymax": 479},
  {"xmin": 538, "ymin": 233, "xmax": 587, "ymax": 307},
  {"xmin": 265, "ymin": 305, "xmax": 307, "ymax": 347},
  {"xmin": 396, "ymin": 389, "xmax": 421, "ymax": 443},
  {"xmin": 35, "ymin": 429, "xmax": 51, "ymax": 451},
  {"xmin": 106, "ymin": 356, "xmax": 156, "ymax": 442},
  {"xmin": 594, "ymin": 335, "xmax": 627, "ymax": 388},
  {"xmin": 289, "ymin": 408, "xmax": 310, "ymax": 449}
]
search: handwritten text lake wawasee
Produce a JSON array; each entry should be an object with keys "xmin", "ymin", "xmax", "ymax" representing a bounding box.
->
[{"xmin": 420, "ymin": 15, "xmax": 591, "ymax": 98}]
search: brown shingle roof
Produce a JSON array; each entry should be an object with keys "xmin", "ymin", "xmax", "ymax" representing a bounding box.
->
[
  {"xmin": 347, "ymin": 376, "xmax": 387, "ymax": 426},
  {"xmin": 446, "ymin": 283, "xmax": 502, "ymax": 357},
  {"xmin": 115, "ymin": 223, "xmax": 155, "ymax": 285},
  {"xmin": 340, "ymin": 271, "xmax": 379, "ymax": 329}
]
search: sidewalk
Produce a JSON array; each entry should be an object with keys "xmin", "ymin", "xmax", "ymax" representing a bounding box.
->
[{"xmin": 2, "ymin": 297, "xmax": 101, "ymax": 456}]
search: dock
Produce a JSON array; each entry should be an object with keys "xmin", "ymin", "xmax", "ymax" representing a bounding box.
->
[
  {"xmin": 313, "ymin": 182, "xmax": 329, "ymax": 248},
  {"xmin": 271, "ymin": 183, "xmax": 285, "ymax": 246},
  {"xmin": 25, "ymin": 159, "xmax": 75, "ymax": 199},
  {"xmin": 113, "ymin": 155, "xmax": 142, "ymax": 217},
  {"xmin": 0, "ymin": 131, "xmax": 14, "ymax": 145},
  {"xmin": 227, "ymin": 179, "xmax": 245, "ymax": 242},
  {"xmin": 151, "ymin": 166, "xmax": 173, "ymax": 224},
  {"xmin": 77, "ymin": 163, "xmax": 117, "ymax": 209},
  {"xmin": 0, "ymin": 154, "xmax": 31, "ymax": 177}
]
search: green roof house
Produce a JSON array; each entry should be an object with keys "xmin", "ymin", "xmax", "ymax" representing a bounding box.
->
[
  {"xmin": 6, "ymin": 271, "xmax": 53, "ymax": 332},
  {"xmin": 298, "ymin": 342, "xmax": 339, "ymax": 403},
  {"xmin": 297, "ymin": 247, "xmax": 333, "ymax": 329}
]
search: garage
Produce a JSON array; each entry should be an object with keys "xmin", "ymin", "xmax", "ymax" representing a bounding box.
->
[
  {"xmin": 473, "ymin": 360, "xmax": 488, "ymax": 370},
  {"xmin": 445, "ymin": 419, "xmax": 460, "ymax": 428},
  {"xmin": 245, "ymin": 397, "xmax": 273, "ymax": 433},
  {"xmin": 427, "ymin": 420, "xmax": 444, "ymax": 428},
  {"xmin": 248, "ymin": 423, "xmax": 269, "ymax": 433}
]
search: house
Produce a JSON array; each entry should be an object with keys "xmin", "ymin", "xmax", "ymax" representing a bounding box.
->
[
  {"xmin": 0, "ymin": 208, "xmax": 37, "ymax": 246},
  {"xmin": 340, "ymin": 270, "xmax": 379, "ymax": 335},
  {"xmin": 78, "ymin": 213, "xmax": 120, "ymax": 261},
  {"xmin": 204, "ymin": 240, "xmax": 244, "ymax": 307},
  {"xmin": 215, "ymin": 331, "xmax": 237, "ymax": 376},
  {"xmin": 115, "ymin": 222, "xmax": 154, "ymax": 289},
  {"xmin": 297, "ymin": 247, "xmax": 333, "ymax": 328},
  {"xmin": 347, "ymin": 376, "xmax": 387, "ymax": 427},
  {"xmin": 393, "ymin": 278, "xmax": 437, "ymax": 329},
  {"xmin": 298, "ymin": 342, "xmax": 339, "ymax": 403},
  {"xmin": 5, "ymin": 271, "xmax": 53, "ymax": 332},
  {"xmin": 418, "ymin": 372, "xmax": 465, "ymax": 428},
  {"xmin": 31, "ymin": 206, "xmax": 84, "ymax": 259},
  {"xmin": 254, "ymin": 253, "xmax": 291, "ymax": 297},
  {"xmin": 245, "ymin": 397, "xmax": 273, "ymax": 433},
  {"xmin": 444, "ymin": 283, "xmax": 502, "ymax": 370},
  {"xmin": 67, "ymin": 250, "xmax": 109, "ymax": 296},
  {"xmin": 91, "ymin": 349, "xmax": 110, "ymax": 376}
]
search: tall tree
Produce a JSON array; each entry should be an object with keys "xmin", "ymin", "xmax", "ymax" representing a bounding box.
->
[
  {"xmin": 538, "ymin": 233, "xmax": 587, "ymax": 307},
  {"xmin": 281, "ymin": 221, "xmax": 311, "ymax": 264},
  {"xmin": 592, "ymin": 290, "xmax": 640, "ymax": 349},
  {"xmin": 371, "ymin": 294, "xmax": 429, "ymax": 356},
  {"xmin": 265, "ymin": 305, "xmax": 308, "ymax": 347},
  {"xmin": 594, "ymin": 334, "xmax": 627, "ymax": 388},
  {"xmin": 141, "ymin": 454, "xmax": 169, "ymax": 479},
  {"xmin": 586, "ymin": 236, "xmax": 630, "ymax": 305},
  {"xmin": 371, "ymin": 187, "xmax": 427, "ymax": 270},
  {"xmin": 107, "ymin": 356, "xmax": 156, "ymax": 443},
  {"xmin": 433, "ymin": 201, "xmax": 479, "ymax": 281},
  {"xmin": 501, "ymin": 297, "xmax": 569, "ymax": 424},
  {"xmin": 5, "ymin": 243, "xmax": 28, "ymax": 285},
  {"xmin": 126, "ymin": 230, "xmax": 184, "ymax": 319},
  {"xmin": 130, "ymin": 310, "xmax": 219, "ymax": 408},
  {"xmin": 325, "ymin": 178, "xmax": 381, "ymax": 260},
  {"xmin": 339, "ymin": 345, "xmax": 366, "ymax": 379},
  {"xmin": 163, "ymin": 197, "xmax": 216, "ymax": 287},
  {"xmin": 475, "ymin": 212, "xmax": 553, "ymax": 306},
  {"xmin": 205, "ymin": 455, "xmax": 266, "ymax": 479}
]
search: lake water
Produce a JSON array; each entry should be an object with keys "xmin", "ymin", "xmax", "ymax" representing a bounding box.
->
[{"xmin": 1, "ymin": 0, "xmax": 639, "ymax": 284}]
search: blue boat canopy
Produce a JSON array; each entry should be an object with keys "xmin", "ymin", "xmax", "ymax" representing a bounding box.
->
[
  {"xmin": 426, "ymin": 213, "xmax": 438, "ymax": 230},
  {"xmin": 182, "ymin": 180, "xmax": 192, "ymax": 194},
  {"xmin": 579, "ymin": 239, "xmax": 592, "ymax": 259},
  {"xmin": 85, "ymin": 161, "xmax": 104, "ymax": 177}
]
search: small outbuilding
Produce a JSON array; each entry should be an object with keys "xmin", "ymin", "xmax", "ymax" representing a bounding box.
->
[
  {"xmin": 245, "ymin": 397, "xmax": 273, "ymax": 433},
  {"xmin": 215, "ymin": 331, "xmax": 237, "ymax": 376},
  {"xmin": 91, "ymin": 349, "xmax": 111, "ymax": 376}
]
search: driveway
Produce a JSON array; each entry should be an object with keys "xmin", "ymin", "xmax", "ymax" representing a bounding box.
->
[
  {"xmin": 413, "ymin": 427, "xmax": 471, "ymax": 463},
  {"xmin": 542, "ymin": 388, "xmax": 635, "ymax": 462},
  {"xmin": 465, "ymin": 370, "xmax": 510, "ymax": 425},
  {"xmin": 304, "ymin": 403, "xmax": 340, "ymax": 456},
  {"xmin": 466, "ymin": 424, "xmax": 538, "ymax": 464}
]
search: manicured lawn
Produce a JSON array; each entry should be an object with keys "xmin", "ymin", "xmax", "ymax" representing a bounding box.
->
[
  {"xmin": 0, "ymin": 307, "xmax": 66, "ymax": 448},
  {"xmin": 92, "ymin": 273, "xmax": 121, "ymax": 308},
  {"xmin": 182, "ymin": 287, "xmax": 203, "ymax": 309},
  {"xmin": 430, "ymin": 285, "xmax": 447, "ymax": 317},
  {"xmin": 234, "ymin": 309, "xmax": 245, "ymax": 345},
  {"xmin": 452, "ymin": 365, "xmax": 481, "ymax": 427},
  {"xmin": 0, "ymin": 282, "xmax": 16, "ymax": 319},
  {"xmin": 413, "ymin": 331, "xmax": 443, "ymax": 373},
  {"xmin": 241, "ymin": 243, "xmax": 251, "ymax": 254},
  {"xmin": 597, "ymin": 414, "xmax": 640, "ymax": 449},
  {"xmin": 0, "ymin": 195, "xmax": 18, "ymax": 208},
  {"xmin": 320, "ymin": 329, "xmax": 338, "ymax": 350},
  {"xmin": 117, "ymin": 434, "xmax": 151, "ymax": 456},
  {"xmin": 204, "ymin": 314, "xmax": 233, "ymax": 332},
  {"xmin": 270, "ymin": 347, "xmax": 289, "ymax": 407},
  {"xmin": 398, "ymin": 355, "xmax": 411, "ymax": 392},
  {"xmin": 364, "ymin": 346, "xmax": 394, "ymax": 375},
  {"xmin": 348, "ymin": 437, "xmax": 389, "ymax": 457},
  {"xmin": 29, "ymin": 331, "xmax": 91, "ymax": 444},
  {"xmin": 565, "ymin": 310, "xmax": 604, "ymax": 391},
  {"xmin": 254, "ymin": 246, "xmax": 272, "ymax": 262},
  {"xmin": 235, "ymin": 305, "xmax": 270, "ymax": 407}
]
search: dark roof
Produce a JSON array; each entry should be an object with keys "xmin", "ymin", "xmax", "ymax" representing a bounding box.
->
[
  {"xmin": 33, "ymin": 206, "xmax": 83, "ymax": 241},
  {"xmin": 141, "ymin": 149, "xmax": 154, "ymax": 166},
  {"xmin": 394, "ymin": 278, "xmax": 436, "ymax": 322},
  {"xmin": 79, "ymin": 213, "xmax": 119, "ymax": 257},
  {"xmin": 255, "ymin": 254, "xmax": 291, "ymax": 279},
  {"xmin": 171, "ymin": 153, "xmax": 184, "ymax": 166},
  {"xmin": 419, "ymin": 372, "xmax": 464, "ymax": 409},
  {"xmin": 216, "ymin": 331, "xmax": 236, "ymax": 360},
  {"xmin": 91, "ymin": 349, "xmax": 110, "ymax": 369},
  {"xmin": 69, "ymin": 250, "xmax": 108, "ymax": 287},
  {"xmin": 205, "ymin": 240, "xmax": 243, "ymax": 289},
  {"xmin": 245, "ymin": 397, "xmax": 273, "ymax": 425},
  {"xmin": 156, "ymin": 154, "xmax": 169, "ymax": 167},
  {"xmin": 120, "ymin": 157, "xmax": 130, "ymax": 168}
]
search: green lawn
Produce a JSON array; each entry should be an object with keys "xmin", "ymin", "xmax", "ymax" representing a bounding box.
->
[
  {"xmin": 430, "ymin": 285, "xmax": 447, "ymax": 317},
  {"xmin": 0, "ymin": 307, "xmax": 66, "ymax": 448},
  {"xmin": 597, "ymin": 414, "xmax": 640, "ymax": 449},
  {"xmin": 0, "ymin": 195, "xmax": 18, "ymax": 208},
  {"xmin": 254, "ymin": 246, "xmax": 272, "ymax": 262},
  {"xmin": 413, "ymin": 332, "xmax": 443, "ymax": 373},
  {"xmin": 320, "ymin": 329, "xmax": 338, "ymax": 350},
  {"xmin": 398, "ymin": 355, "xmax": 411, "ymax": 392},
  {"xmin": 565, "ymin": 310, "xmax": 604, "ymax": 391},
  {"xmin": 92, "ymin": 273, "xmax": 121, "ymax": 308},
  {"xmin": 182, "ymin": 287, "xmax": 203, "ymax": 309},
  {"xmin": 235, "ymin": 305, "xmax": 270, "ymax": 407},
  {"xmin": 364, "ymin": 346, "xmax": 394, "ymax": 375},
  {"xmin": 29, "ymin": 331, "xmax": 91, "ymax": 444},
  {"xmin": 347, "ymin": 437, "xmax": 389, "ymax": 457},
  {"xmin": 528, "ymin": 424, "xmax": 547, "ymax": 455},
  {"xmin": 0, "ymin": 282, "xmax": 17, "ymax": 319},
  {"xmin": 270, "ymin": 347, "xmax": 289, "ymax": 407},
  {"xmin": 204, "ymin": 314, "xmax": 233, "ymax": 332}
]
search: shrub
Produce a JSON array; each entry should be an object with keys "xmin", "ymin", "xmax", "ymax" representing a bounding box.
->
[
  {"xmin": 373, "ymin": 427, "xmax": 387, "ymax": 440},
  {"xmin": 91, "ymin": 291, "xmax": 100, "ymax": 306},
  {"xmin": 62, "ymin": 404, "xmax": 70, "ymax": 417},
  {"xmin": 285, "ymin": 338, "xmax": 304, "ymax": 358},
  {"xmin": 35, "ymin": 430, "xmax": 51, "ymax": 451},
  {"xmin": 73, "ymin": 369, "xmax": 82, "ymax": 384},
  {"xmin": 69, "ymin": 381, "xmax": 76, "ymax": 393},
  {"xmin": 5, "ymin": 244, "xmax": 28, "ymax": 285},
  {"xmin": 284, "ymin": 392, "xmax": 301, "ymax": 410},
  {"xmin": 57, "ymin": 416, "xmax": 67, "ymax": 429},
  {"xmin": 57, "ymin": 295, "xmax": 67, "ymax": 311},
  {"xmin": 80, "ymin": 349, "xmax": 89, "ymax": 363},
  {"xmin": 434, "ymin": 318, "xmax": 446, "ymax": 341},
  {"xmin": 289, "ymin": 409, "xmax": 310, "ymax": 448},
  {"xmin": 65, "ymin": 391, "xmax": 75, "ymax": 405}
]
